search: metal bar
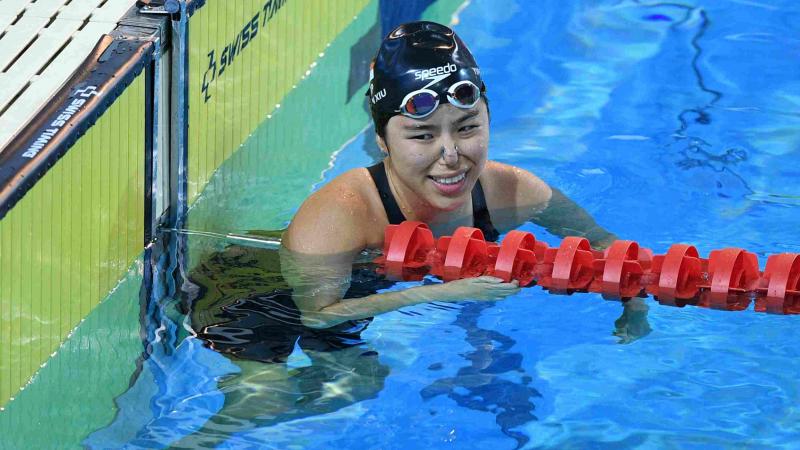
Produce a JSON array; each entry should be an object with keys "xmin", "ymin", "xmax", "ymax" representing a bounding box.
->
[{"xmin": 167, "ymin": 1, "xmax": 188, "ymax": 230}]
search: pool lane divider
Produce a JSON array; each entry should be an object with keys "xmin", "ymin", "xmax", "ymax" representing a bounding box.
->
[{"xmin": 375, "ymin": 221, "xmax": 800, "ymax": 315}]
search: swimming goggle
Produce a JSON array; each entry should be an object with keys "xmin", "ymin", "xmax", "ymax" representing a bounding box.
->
[{"xmin": 397, "ymin": 80, "xmax": 483, "ymax": 119}]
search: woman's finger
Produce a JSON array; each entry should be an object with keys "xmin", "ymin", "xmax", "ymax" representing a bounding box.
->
[{"xmin": 475, "ymin": 276, "xmax": 504, "ymax": 283}]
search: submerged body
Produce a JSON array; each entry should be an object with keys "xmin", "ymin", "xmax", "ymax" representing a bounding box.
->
[
  {"xmin": 280, "ymin": 22, "xmax": 614, "ymax": 329},
  {"xmin": 176, "ymin": 20, "xmax": 628, "ymax": 448},
  {"xmin": 282, "ymin": 97, "xmax": 614, "ymax": 329}
]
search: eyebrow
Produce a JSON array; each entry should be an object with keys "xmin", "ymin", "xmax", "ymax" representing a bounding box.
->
[
  {"xmin": 401, "ymin": 110, "xmax": 480, "ymax": 131},
  {"xmin": 455, "ymin": 109, "xmax": 480, "ymax": 124}
]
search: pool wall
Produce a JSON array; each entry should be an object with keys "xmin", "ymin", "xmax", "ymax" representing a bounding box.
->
[
  {"xmin": 186, "ymin": 0, "xmax": 370, "ymax": 204},
  {"xmin": 183, "ymin": 0, "xmax": 466, "ymax": 236},
  {"xmin": 0, "ymin": 74, "xmax": 146, "ymax": 408},
  {"xmin": 0, "ymin": 0, "xmax": 467, "ymax": 446},
  {"xmin": 0, "ymin": 31, "xmax": 153, "ymax": 409}
]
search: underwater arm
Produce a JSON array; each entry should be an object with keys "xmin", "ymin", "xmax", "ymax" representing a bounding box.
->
[
  {"xmin": 296, "ymin": 277, "xmax": 518, "ymax": 329},
  {"xmin": 516, "ymin": 175, "xmax": 650, "ymax": 338},
  {"xmin": 279, "ymin": 245, "xmax": 518, "ymax": 329},
  {"xmin": 490, "ymin": 163, "xmax": 617, "ymax": 249},
  {"xmin": 528, "ymin": 187, "xmax": 618, "ymax": 249},
  {"xmin": 282, "ymin": 176, "xmax": 519, "ymax": 329},
  {"xmin": 496, "ymin": 162, "xmax": 617, "ymax": 249}
]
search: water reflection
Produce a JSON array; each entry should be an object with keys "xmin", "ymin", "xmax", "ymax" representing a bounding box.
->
[
  {"xmin": 75, "ymin": 227, "xmax": 662, "ymax": 449},
  {"xmin": 420, "ymin": 301, "xmax": 542, "ymax": 449},
  {"xmin": 171, "ymin": 347, "xmax": 389, "ymax": 449},
  {"xmin": 172, "ymin": 241, "xmax": 393, "ymax": 448}
]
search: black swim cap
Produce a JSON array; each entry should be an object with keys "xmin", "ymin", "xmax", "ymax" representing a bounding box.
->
[{"xmin": 367, "ymin": 21, "xmax": 484, "ymax": 120}]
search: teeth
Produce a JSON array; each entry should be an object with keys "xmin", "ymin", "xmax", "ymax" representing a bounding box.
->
[{"xmin": 432, "ymin": 173, "xmax": 466, "ymax": 185}]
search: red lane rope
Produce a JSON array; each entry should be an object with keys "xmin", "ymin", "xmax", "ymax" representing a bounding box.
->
[{"xmin": 375, "ymin": 221, "xmax": 800, "ymax": 315}]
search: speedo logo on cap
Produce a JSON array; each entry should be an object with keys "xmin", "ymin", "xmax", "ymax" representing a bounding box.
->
[{"xmin": 413, "ymin": 63, "xmax": 457, "ymax": 81}]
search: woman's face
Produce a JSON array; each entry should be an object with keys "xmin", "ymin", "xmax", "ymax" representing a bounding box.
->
[{"xmin": 380, "ymin": 99, "xmax": 490, "ymax": 212}]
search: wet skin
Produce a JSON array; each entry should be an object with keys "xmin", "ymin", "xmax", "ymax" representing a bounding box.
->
[
  {"xmin": 171, "ymin": 242, "xmax": 648, "ymax": 448},
  {"xmin": 282, "ymin": 99, "xmax": 616, "ymax": 329},
  {"xmin": 169, "ymin": 243, "xmax": 391, "ymax": 449},
  {"xmin": 167, "ymin": 99, "xmax": 644, "ymax": 447},
  {"xmin": 169, "ymin": 346, "xmax": 390, "ymax": 449}
]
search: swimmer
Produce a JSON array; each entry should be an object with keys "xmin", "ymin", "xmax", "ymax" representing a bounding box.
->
[
  {"xmin": 170, "ymin": 22, "xmax": 646, "ymax": 448},
  {"xmin": 282, "ymin": 21, "xmax": 619, "ymax": 329}
]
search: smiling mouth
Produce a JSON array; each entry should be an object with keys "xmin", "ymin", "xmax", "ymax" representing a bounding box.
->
[{"xmin": 428, "ymin": 170, "xmax": 468, "ymax": 185}]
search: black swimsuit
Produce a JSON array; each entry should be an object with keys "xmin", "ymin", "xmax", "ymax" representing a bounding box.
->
[
  {"xmin": 367, "ymin": 161, "xmax": 500, "ymax": 242},
  {"xmin": 195, "ymin": 269, "xmax": 393, "ymax": 363},
  {"xmin": 195, "ymin": 162, "xmax": 499, "ymax": 363}
]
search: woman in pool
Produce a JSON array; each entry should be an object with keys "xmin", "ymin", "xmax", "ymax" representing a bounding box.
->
[
  {"xmin": 282, "ymin": 21, "xmax": 617, "ymax": 329},
  {"xmin": 171, "ymin": 21, "xmax": 643, "ymax": 447}
]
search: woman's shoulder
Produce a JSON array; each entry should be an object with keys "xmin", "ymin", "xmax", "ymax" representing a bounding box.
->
[
  {"xmin": 480, "ymin": 160, "xmax": 552, "ymax": 211},
  {"xmin": 302, "ymin": 167, "xmax": 376, "ymax": 206},
  {"xmin": 283, "ymin": 168, "xmax": 384, "ymax": 253}
]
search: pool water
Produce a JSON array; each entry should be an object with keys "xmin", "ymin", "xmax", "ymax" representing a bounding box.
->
[{"xmin": 86, "ymin": 0, "xmax": 800, "ymax": 448}]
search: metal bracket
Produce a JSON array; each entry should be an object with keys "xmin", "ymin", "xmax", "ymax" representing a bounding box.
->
[
  {"xmin": 116, "ymin": 3, "xmax": 172, "ymax": 51},
  {"xmin": 138, "ymin": 0, "xmax": 180, "ymax": 16}
]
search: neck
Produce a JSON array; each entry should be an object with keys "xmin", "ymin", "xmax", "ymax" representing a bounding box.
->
[{"xmin": 383, "ymin": 158, "xmax": 472, "ymax": 233}]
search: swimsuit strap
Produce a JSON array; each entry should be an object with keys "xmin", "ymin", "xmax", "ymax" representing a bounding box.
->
[
  {"xmin": 367, "ymin": 161, "xmax": 500, "ymax": 241},
  {"xmin": 471, "ymin": 177, "xmax": 500, "ymax": 242},
  {"xmin": 368, "ymin": 161, "xmax": 407, "ymax": 224}
]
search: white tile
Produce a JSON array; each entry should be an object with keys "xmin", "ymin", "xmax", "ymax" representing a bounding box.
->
[
  {"xmin": 25, "ymin": 0, "xmax": 70, "ymax": 18},
  {"xmin": 0, "ymin": 16, "xmax": 49, "ymax": 70},
  {"xmin": 0, "ymin": 21, "xmax": 113, "ymax": 150},
  {"xmin": 6, "ymin": 19, "xmax": 83, "ymax": 79},
  {"xmin": 0, "ymin": 0, "xmax": 31, "ymax": 20},
  {"xmin": 89, "ymin": 0, "xmax": 137, "ymax": 23},
  {"xmin": 57, "ymin": 0, "xmax": 106, "ymax": 21},
  {"xmin": 0, "ymin": 72, "xmax": 30, "ymax": 110},
  {"xmin": 0, "ymin": 14, "xmax": 16, "ymax": 34}
]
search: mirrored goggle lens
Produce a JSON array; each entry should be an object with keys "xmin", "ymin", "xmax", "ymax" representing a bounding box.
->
[
  {"xmin": 449, "ymin": 82, "xmax": 481, "ymax": 107},
  {"xmin": 403, "ymin": 92, "xmax": 438, "ymax": 118}
]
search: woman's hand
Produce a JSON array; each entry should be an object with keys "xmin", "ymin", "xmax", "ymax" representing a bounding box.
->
[
  {"xmin": 613, "ymin": 298, "xmax": 652, "ymax": 344},
  {"xmin": 432, "ymin": 276, "xmax": 521, "ymax": 302},
  {"xmin": 590, "ymin": 231, "xmax": 619, "ymax": 251}
]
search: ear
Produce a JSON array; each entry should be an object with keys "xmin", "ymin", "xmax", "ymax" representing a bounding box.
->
[{"xmin": 375, "ymin": 133, "xmax": 389, "ymax": 155}]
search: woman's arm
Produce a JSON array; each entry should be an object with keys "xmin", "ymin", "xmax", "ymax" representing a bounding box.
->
[
  {"xmin": 530, "ymin": 187, "xmax": 618, "ymax": 249},
  {"xmin": 282, "ymin": 171, "xmax": 519, "ymax": 329},
  {"xmin": 483, "ymin": 162, "xmax": 617, "ymax": 248},
  {"xmin": 280, "ymin": 243, "xmax": 519, "ymax": 329},
  {"xmin": 280, "ymin": 247, "xmax": 518, "ymax": 328}
]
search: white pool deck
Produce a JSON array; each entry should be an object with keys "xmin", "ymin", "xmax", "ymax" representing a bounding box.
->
[{"xmin": 0, "ymin": 0, "xmax": 137, "ymax": 153}]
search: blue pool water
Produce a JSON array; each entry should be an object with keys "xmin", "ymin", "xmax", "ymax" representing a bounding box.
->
[{"xmin": 87, "ymin": 0, "xmax": 800, "ymax": 448}]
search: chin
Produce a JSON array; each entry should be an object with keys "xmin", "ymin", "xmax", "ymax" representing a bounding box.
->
[
  {"xmin": 427, "ymin": 193, "xmax": 469, "ymax": 212},
  {"xmin": 423, "ymin": 178, "xmax": 474, "ymax": 212}
]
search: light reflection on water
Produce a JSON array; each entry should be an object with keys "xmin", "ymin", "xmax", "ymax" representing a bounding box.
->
[
  {"xmin": 82, "ymin": 0, "xmax": 800, "ymax": 448},
  {"xmin": 82, "ymin": 227, "xmax": 648, "ymax": 449}
]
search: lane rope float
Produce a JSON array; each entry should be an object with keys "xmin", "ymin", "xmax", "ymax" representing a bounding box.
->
[{"xmin": 372, "ymin": 221, "xmax": 800, "ymax": 315}]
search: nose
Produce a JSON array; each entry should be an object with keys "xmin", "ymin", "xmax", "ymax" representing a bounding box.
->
[
  {"xmin": 440, "ymin": 145, "xmax": 458, "ymax": 163},
  {"xmin": 439, "ymin": 139, "xmax": 459, "ymax": 166}
]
